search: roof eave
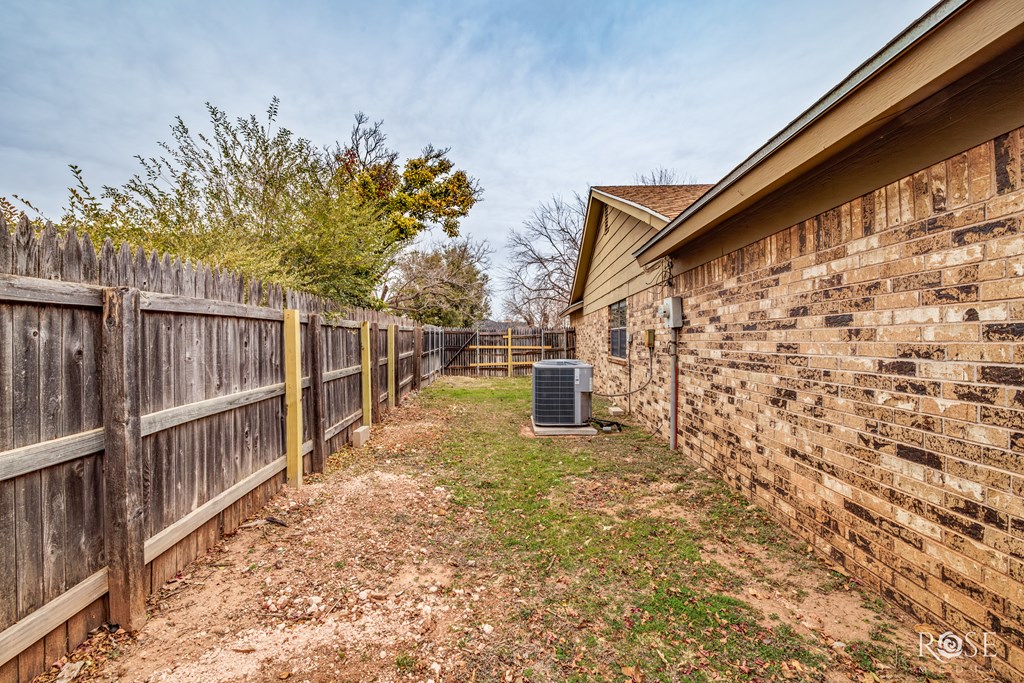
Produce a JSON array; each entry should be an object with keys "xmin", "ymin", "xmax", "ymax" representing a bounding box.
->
[
  {"xmin": 566, "ymin": 190, "xmax": 603, "ymax": 306},
  {"xmin": 560, "ymin": 300, "xmax": 584, "ymax": 317},
  {"xmin": 633, "ymin": 0, "xmax": 973, "ymax": 262}
]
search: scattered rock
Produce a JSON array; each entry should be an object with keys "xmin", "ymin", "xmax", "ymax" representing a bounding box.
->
[
  {"xmin": 55, "ymin": 661, "xmax": 86, "ymax": 682},
  {"xmin": 240, "ymin": 519, "xmax": 268, "ymax": 529},
  {"xmin": 801, "ymin": 618, "xmax": 823, "ymax": 631}
]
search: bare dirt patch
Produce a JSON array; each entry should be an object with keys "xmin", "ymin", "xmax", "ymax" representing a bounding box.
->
[{"xmin": 54, "ymin": 398, "xmax": 511, "ymax": 683}]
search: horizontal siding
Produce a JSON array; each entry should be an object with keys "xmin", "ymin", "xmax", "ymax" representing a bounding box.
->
[
  {"xmin": 582, "ymin": 206, "xmax": 665, "ymax": 316},
  {"xmin": 586, "ymin": 209, "xmax": 637, "ymax": 279}
]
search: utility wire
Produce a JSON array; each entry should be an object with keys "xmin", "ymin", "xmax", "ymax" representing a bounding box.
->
[{"xmin": 592, "ymin": 340, "xmax": 657, "ymax": 398}]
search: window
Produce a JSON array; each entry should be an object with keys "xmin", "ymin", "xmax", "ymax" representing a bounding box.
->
[{"xmin": 609, "ymin": 299, "xmax": 627, "ymax": 358}]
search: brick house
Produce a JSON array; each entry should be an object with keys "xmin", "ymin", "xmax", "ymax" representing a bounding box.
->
[
  {"xmin": 564, "ymin": 0, "xmax": 1024, "ymax": 677},
  {"xmin": 562, "ymin": 185, "xmax": 710, "ymax": 418}
]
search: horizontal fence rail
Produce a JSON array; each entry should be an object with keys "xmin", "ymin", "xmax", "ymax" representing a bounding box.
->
[{"xmin": 441, "ymin": 327, "xmax": 576, "ymax": 376}]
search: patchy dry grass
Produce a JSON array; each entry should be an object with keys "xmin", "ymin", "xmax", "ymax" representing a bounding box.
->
[
  {"xmin": 419, "ymin": 377, "xmax": 991, "ymax": 683},
  {"xmin": 425, "ymin": 382, "xmax": 814, "ymax": 680}
]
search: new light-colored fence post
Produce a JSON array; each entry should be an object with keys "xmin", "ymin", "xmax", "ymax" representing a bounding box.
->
[
  {"xmin": 360, "ymin": 321, "xmax": 372, "ymax": 429},
  {"xmin": 307, "ymin": 313, "xmax": 326, "ymax": 474},
  {"xmin": 387, "ymin": 323, "xmax": 397, "ymax": 408},
  {"xmin": 283, "ymin": 309, "xmax": 302, "ymax": 488},
  {"xmin": 507, "ymin": 328, "xmax": 513, "ymax": 377},
  {"xmin": 101, "ymin": 286, "xmax": 146, "ymax": 631}
]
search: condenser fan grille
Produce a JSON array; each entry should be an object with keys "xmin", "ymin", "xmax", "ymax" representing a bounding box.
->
[
  {"xmin": 532, "ymin": 360, "xmax": 593, "ymax": 426},
  {"xmin": 534, "ymin": 368, "xmax": 577, "ymax": 424}
]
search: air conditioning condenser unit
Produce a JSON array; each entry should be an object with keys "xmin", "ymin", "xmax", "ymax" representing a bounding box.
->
[{"xmin": 532, "ymin": 359, "xmax": 593, "ymax": 427}]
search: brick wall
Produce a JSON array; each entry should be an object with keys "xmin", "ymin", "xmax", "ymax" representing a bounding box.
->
[{"xmin": 574, "ymin": 127, "xmax": 1024, "ymax": 679}]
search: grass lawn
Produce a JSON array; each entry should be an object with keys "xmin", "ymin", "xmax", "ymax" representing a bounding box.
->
[{"xmin": 417, "ymin": 377, "xmax": 952, "ymax": 683}]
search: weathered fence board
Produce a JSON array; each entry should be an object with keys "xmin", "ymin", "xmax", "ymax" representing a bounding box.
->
[
  {"xmin": 0, "ymin": 227, "xmax": 14, "ymax": 682},
  {"xmin": 307, "ymin": 315, "xmax": 326, "ymax": 474},
  {"xmin": 101, "ymin": 286, "xmax": 146, "ymax": 631}
]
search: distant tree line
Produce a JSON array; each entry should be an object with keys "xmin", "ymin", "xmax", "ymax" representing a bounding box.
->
[{"xmin": 2, "ymin": 99, "xmax": 491, "ymax": 326}]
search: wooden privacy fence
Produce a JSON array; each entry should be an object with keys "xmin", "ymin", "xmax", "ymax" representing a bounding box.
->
[
  {"xmin": 442, "ymin": 327, "xmax": 576, "ymax": 376},
  {"xmin": 0, "ymin": 219, "xmax": 446, "ymax": 683}
]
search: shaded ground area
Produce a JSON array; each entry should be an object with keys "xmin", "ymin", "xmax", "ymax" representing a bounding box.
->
[{"xmin": 46, "ymin": 377, "xmax": 996, "ymax": 682}]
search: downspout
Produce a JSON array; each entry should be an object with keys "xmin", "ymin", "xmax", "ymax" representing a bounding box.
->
[
  {"xmin": 627, "ymin": 335, "xmax": 633, "ymax": 415},
  {"xmin": 669, "ymin": 327, "xmax": 678, "ymax": 450},
  {"xmin": 626, "ymin": 282, "xmax": 632, "ymax": 416}
]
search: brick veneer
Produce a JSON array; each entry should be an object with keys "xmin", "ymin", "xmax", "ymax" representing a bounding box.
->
[{"xmin": 574, "ymin": 127, "xmax": 1024, "ymax": 679}]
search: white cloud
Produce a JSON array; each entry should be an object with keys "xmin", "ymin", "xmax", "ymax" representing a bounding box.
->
[{"xmin": 0, "ymin": 0, "xmax": 934, "ymax": 301}]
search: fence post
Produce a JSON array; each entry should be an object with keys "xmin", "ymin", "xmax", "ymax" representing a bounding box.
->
[
  {"xmin": 426, "ymin": 329, "xmax": 432, "ymax": 383},
  {"xmin": 413, "ymin": 325, "xmax": 423, "ymax": 391},
  {"xmin": 370, "ymin": 322, "xmax": 381, "ymax": 422},
  {"xmin": 101, "ymin": 286, "xmax": 146, "ymax": 631},
  {"xmin": 360, "ymin": 321, "xmax": 372, "ymax": 429},
  {"xmin": 387, "ymin": 323, "xmax": 397, "ymax": 408},
  {"xmin": 283, "ymin": 309, "xmax": 302, "ymax": 488},
  {"xmin": 434, "ymin": 329, "xmax": 440, "ymax": 380},
  {"xmin": 307, "ymin": 313, "xmax": 326, "ymax": 474},
  {"xmin": 507, "ymin": 328, "xmax": 513, "ymax": 377}
]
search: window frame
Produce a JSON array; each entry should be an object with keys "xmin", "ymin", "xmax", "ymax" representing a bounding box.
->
[{"xmin": 609, "ymin": 299, "xmax": 627, "ymax": 359}]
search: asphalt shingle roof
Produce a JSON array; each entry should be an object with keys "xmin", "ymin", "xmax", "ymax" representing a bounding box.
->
[{"xmin": 592, "ymin": 184, "xmax": 714, "ymax": 220}]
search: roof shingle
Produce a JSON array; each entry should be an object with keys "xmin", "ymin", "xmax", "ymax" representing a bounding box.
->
[{"xmin": 592, "ymin": 184, "xmax": 713, "ymax": 220}]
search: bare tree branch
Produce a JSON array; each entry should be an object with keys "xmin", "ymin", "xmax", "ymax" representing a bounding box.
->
[
  {"xmin": 385, "ymin": 238, "xmax": 492, "ymax": 326},
  {"xmin": 501, "ymin": 193, "xmax": 585, "ymax": 327},
  {"xmin": 634, "ymin": 166, "xmax": 698, "ymax": 185}
]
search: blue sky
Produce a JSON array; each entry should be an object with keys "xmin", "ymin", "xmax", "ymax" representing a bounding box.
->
[{"xmin": 1, "ymin": 0, "xmax": 934, "ymax": 290}]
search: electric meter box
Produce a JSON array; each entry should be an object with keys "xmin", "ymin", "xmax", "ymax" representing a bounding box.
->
[{"xmin": 657, "ymin": 296, "xmax": 683, "ymax": 329}]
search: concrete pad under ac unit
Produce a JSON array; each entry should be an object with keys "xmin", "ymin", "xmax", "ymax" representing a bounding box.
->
[{"xmin": 530, "ymin": 417, "xmax": 597, "ymax": 436}]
